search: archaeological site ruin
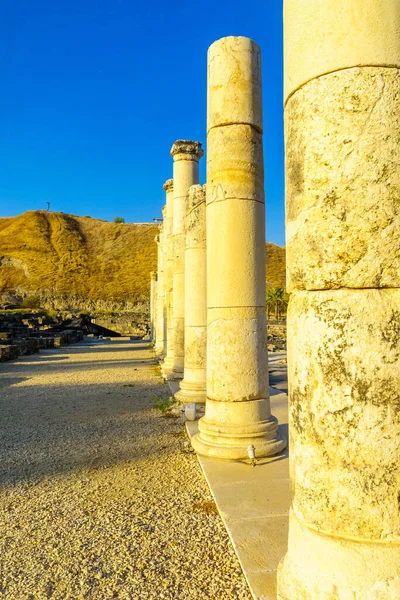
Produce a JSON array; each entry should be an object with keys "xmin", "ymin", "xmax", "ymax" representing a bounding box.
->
[
  {"xmin": 1, "ymin": 1, "xmax": 399, "ymax": 598},
  {"xmin": 149, "ymin": 8, "xmax": 400, "ymax": 598}
]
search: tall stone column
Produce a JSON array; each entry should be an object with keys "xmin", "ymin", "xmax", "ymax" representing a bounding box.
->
[
  {"xmin": 149, "ymin": 271, "xmax": 157, "ymax": 343},
  {"xmin": 192, "ymin": 36, "xmax": 286, "ymax": 460},
  {"xmin": 155, "ymin": 223, "xmax": 165, "ymax": 356},
  {"xmin": 161, "ymin": 179, "xmax": 175, "ymax": 375},
  {"xmin": 170, "ymin": 140, "xmax": 203, "ymax": 380},
  {"xmin": 161, "ymin": 205, "xmax": 168, "ymax": 356},
  {"xmin": 278, "ymin": 2, "xmax": 400, "ymax": 598},
  {"xmin": 175, "ymin": 184, "xmax": 207, "ymax": 405}
]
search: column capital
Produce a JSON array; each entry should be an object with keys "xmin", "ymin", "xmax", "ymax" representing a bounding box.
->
[
  {"xmin": 163, "ymin": 178, "xmax": 174, "ymax": 193},
  {"xmin": 170, "ymin": 140, "xmax": 204, "ymax": 162}
]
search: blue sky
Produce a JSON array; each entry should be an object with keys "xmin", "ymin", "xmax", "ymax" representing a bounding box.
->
[{"xmin": 0, "ymin": 1, "xmax": 285, "ymax": 245}]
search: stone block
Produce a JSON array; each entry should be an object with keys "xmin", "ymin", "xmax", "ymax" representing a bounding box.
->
[
  {"xmin": 287, "ymin": 288, "xmax": 400, "ymax": 541},
  {"xmin": 285, "ymin": 67, "xmax": 400, "ymax": 291}
]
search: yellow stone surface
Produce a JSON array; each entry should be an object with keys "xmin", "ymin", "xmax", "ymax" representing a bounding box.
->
[
  {"xmin": 284, "ymin": 0, "xmax": 400, "ymax": 101},
  {"xmin": 155, "ymin": 218, "xmax": 165, "ymax": 355},
  {"xmin": 207, "ymin": 125, "xmax": 264, "ymax": 203},
  {"xmin": 288, "ymin": 289, "xmax": 400, "ymax": 541},
  {"xmin": 207, "ymin": 198, "xmax": 265, "ymax": 308},
  {"xmin": 161, "ymin": 179, "xmax": 175, "ymax": 376},
  {"xmin": 192, "ymin": 36, "xmax": 285, "ymax": 460},
  {"xmin": 175, "ymin": 185, "xmax": 207, "ymax": 404},
  {"xmin": 278, "ymin": 512, "xmax": 400, "ymax": 600},
  {"xmin": 207, "ymin": 36, "xmax": 262, "ymax": 133},
  {"xmin": 285, "ymin": 67, "xmax": 400, "ymax": 292},
  {"xmin": 170, "ymin": 141, "xmax": 203, "ymax": 378},
  {"xmin": 207, "ymin": 307, "xmax": 269, "ymax": 403}
]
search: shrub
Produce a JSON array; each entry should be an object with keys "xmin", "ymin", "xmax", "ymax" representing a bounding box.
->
[
  {"xmin": 21, "ymin": 295, "xmax": 41, "ymax": 309},
  {"xmin": 114, "ymin": 216, "xmax": 125, "ymax": 224}
]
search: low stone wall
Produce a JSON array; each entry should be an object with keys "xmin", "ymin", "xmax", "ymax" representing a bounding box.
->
[
  {"xmin": 91, "ymin": 315, "xmax": 148, "ymax": 337},
  {"xmin": 0, "ymin": 330, "xmax": 83, "ymax": 362}
]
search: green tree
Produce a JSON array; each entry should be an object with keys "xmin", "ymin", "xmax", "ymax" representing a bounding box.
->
[
  {"xmin": 266, "ymin": 287, "xmax": 288, "ymax": 320},
  {"xmin": 114, "ymin": 216, "xmax": 125, "ymax": 224}
]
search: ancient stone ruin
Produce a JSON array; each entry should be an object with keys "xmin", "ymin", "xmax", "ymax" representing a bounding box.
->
[{"xmin": 150, "ymin": 21, "xmax": 400, "ymax": 598}]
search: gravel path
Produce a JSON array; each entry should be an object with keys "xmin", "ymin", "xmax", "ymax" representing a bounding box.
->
[{"xmin": 0, "ymin": 340, "xmax": 251, "ymax": 600}]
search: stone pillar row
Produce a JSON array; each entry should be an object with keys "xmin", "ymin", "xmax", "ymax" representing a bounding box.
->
[
  {"xmin": 150, "ymin": 21, "xmax": 399, "ymax": 596},
  {"xmin": 152, "ymin": 36, "xmax": 285, "ymax": 462}
]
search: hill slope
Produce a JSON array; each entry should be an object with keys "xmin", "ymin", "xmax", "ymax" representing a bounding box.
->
[
  {"xmin": 0, "ymin": 211, "xmax": 286, "ymax": 310},
  {"xmin": 0, "ymin": 211, "xmax": 159, "ymax": 309},
  {"xmin": 266, "ymin": 242, "xmax": 286, "ymax": 289}
]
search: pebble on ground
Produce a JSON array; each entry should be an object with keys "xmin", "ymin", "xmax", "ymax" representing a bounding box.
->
[{"xmin": 0, "ymin": 340, "xmax": 252, "ymax": 599}]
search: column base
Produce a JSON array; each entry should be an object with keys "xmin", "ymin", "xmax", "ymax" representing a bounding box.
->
[
  {"xmin": 191, "ymin": 398, "xmax": 286, "ymax": 460},
  {"xmin": 174, "ymin": 379, "xmax": 206, "ymax": 405},
  {"xmin": 278, "ymin": 512, "xmax": 400, "ymax": 600},
  {"xmin": 171, "ymin": 367, "xmax": 184, "ymax": 381},
  {"xmin": 161, "ymin": 356, "xmax": 174, "ymax": 378}
]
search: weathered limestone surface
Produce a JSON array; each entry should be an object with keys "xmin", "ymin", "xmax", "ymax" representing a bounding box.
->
[
  {"xmin": 207, "ymin": 35, "xmax": 262, "ymax": 132},
  {"xmin": 161, "ymin": 205, "xmax": 168, "ymax": 356},
  {"xmin": 150, "ymin": 271, "xmax": 157, "ymax": 343},
  {"xmin": 161, "ymin": 179, "xmax": 175, "ymax": 376},
  {"xmin": 279, "ymin": 1, "xmax": 400, "ymax": 598},
  {"xmin": 288, "ymin": 289, "xmax": 400, "ymax": 540},
  {"xmin": 170, "ymin": 141, "xmax": 203, "ymax": 380},
  {"xmin": 284, "ymin": 0, "xmax": 400, "ymax": 100},
  {"xmin": 286, "ymin": 67, "xmax": 400, "ymax": 292},
  {"xmin": 175, "ymin": 185, "xmax": 207, "ymax": 404},
  {"xmin": 155, "ymin": 226, "xmax": 165, "ymax": 356},
  {"xmin": 192, "ymin": 36, "xmax": 285, "ymax": 460},
  {"xmin": 207, "ymin": 126, "xmax": 264, "ymax": 204}
]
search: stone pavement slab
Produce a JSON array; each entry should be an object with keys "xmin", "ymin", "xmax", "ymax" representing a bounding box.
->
[{"xmin": 175, "ymin": 353, "xmax": 289, "ymax": 600}]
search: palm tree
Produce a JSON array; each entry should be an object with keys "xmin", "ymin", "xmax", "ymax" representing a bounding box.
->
[{"xmin": 266, "ymin": 287, "xmax": 288, "ymax": 320}]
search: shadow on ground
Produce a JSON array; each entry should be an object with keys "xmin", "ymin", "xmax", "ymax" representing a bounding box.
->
[{"xmin": 0, "ymin": 341, "xmax": 178, "ymax": 487}]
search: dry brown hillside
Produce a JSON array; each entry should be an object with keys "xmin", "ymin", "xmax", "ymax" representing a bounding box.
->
[
  {"xmin": 0, "ymin": 211, "xmax": 158, "ymax": 309},
  {"xmin": 266, "ymin": 242, "xmax": 286, "ymax": 289},
  {"xmin": 0, "ymin": 211, "xmax": 286, "ymax": 309}
]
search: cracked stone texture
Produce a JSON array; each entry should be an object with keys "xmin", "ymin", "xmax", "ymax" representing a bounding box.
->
[
  {"xmin": 288, "ymin": 289, "xmax": 400, "ymax": 541},
  {"xmin": 0, "ymin": 341, "xmax": 251, "ymax": 600},
  {"xmin": 285, "ymin": 66, "xmax": 400, "ymax": 292}
]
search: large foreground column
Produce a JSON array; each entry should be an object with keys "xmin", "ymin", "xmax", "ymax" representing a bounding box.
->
[
  {"xmin": 170, "ymin": 140, "xmax": 203, "ymax": 380},
  {"xmin": 192, "ymin": 36, "xmax": 286, "ymax": 460},
  {"xmin": 278, "ymin": 2, "xmax": 400, "ymax": 598},
  {"xmin": 175, "ymin": 184, "xmax": 207, "ymax": 405},
  {"xmin": 161, "ymin": 179, "xmax": 175, "ymax": 375}
]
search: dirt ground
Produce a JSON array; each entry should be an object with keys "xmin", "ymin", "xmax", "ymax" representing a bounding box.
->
[{"xmin": 0, "ymin": 339, "xmax": 251, "ymax": 600}]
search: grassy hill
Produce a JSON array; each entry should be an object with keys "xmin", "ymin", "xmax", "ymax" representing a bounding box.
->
[
  {"xmin": 0, "ymin": 211, "xmax": 159, "ymax": 309},
  {"xmin": 0, "ymin": 211, "xmax": 286, "ymax": 310}
]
